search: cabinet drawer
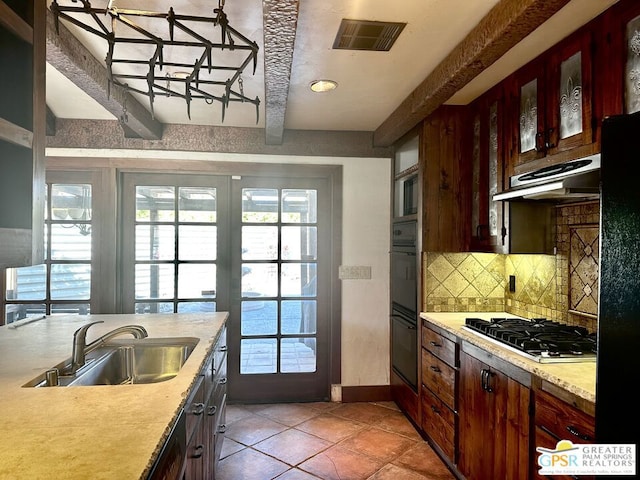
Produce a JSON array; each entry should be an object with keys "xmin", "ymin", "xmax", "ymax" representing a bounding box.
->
[
  {"xmin": 185, "ymin": 375, "xmax": 205, "ymax": 443},
  {"xmin": 533, "ymin": 426, "xmax": 594, "ymax": 480},
  {"xmin": 421, "ymin": 349, "xmax": 456, "ymax": 409},
  {"xmin": 422, "ymin": 326, "xmax": 456, "ymax": 366},
  {"xmin": 535, "ymin": 389, "xmax": 595, "ymax": 443},
  {"xmin": 421, "ymin": 386, "xmax": 455, "ymax": 460}
]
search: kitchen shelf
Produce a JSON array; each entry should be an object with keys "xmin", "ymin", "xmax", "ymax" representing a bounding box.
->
[{"xmin": 0, "ymin": 0, "xmax": 33, "ymax": 44}]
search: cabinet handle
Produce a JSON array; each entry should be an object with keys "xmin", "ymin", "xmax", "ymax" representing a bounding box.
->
[
  {"xmin": 429, "ymin": 365, "xmax": 441, "ymax": 373},
  {"xmin": 545, "ymin": 127, "xmax": 556, "ymax": 149},
  {"xmin": 481, "ymin": 369, "xmax": 494, "ymax": 393},
  {"xmin": 220, "ymin": 345, "xmax": 228, "ymax": 352},
  {"xmin": 566, "ymin": 425, "xmax": 592, "ymax": 442},
  {"xmin": 192, "ymin": 445, "xmax": 204, "ymax": 459},
  {"xmin": 208, "ymin": 405, "xmax": 217, "ymax": 416},
  {"xmin": 218, "ymin": 424, "xmax": 227, "ymax": 433},
  {"xmin": 431, "ymin": 405, "xmax": 441, "ymax": 414},
  {"xmin": 192, "ymin": 402, "xmax": 205, "ymax": 416},
  {"xmin": 219, "ymin": 377, "xmax": 227, "ymax": 385},
  {"xmin": 535, "ymin": 131, "xmax": 546, "ymax": 152},
  {"xmin": 429, "ymin": 341, "xmax": 441, "ymax": 348}
]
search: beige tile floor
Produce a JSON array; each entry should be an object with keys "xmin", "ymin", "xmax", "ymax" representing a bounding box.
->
[{"xmin": 217, "ymin": 401, "xmax": 456, "ymax": 480}]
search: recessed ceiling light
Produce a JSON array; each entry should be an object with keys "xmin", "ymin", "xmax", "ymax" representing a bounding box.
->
[{"xmin": 310, "ymin": 80, "xmax": 338, "ymax": 93}]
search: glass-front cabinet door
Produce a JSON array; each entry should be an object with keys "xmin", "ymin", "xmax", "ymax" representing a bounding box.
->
[{"xmin": 624, "ymin": 9, "xmax": 640, "ymax": 113}]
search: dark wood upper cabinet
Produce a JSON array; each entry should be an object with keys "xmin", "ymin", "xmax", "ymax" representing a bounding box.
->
[
  {"xmin": 509, "ymin": 26, "xmax": 596, "ymax": 173},
  {"xmin": 468, "ymin": 84, "xmax": 507, "ymax": 253}
]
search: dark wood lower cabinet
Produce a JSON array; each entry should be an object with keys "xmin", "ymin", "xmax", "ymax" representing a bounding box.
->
[{"xmin": 458, "ymin": 345, "xmax": 530, "ymax": 480}]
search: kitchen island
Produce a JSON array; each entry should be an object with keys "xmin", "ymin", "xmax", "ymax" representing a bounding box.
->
[
  {"xmin": 421, "ymin": 312, "xmax": 596, "ymax": 404},
  {"xmin": 0, "ymin": 313, "xmax": 227, "ymax": 480}
]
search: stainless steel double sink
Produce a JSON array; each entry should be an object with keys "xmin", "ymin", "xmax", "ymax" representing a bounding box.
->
[{"xmin": 23, "ymin": 337, "xmax": 200, "ymax": 387}]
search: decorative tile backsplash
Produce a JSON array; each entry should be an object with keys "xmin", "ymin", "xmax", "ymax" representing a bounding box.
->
[{"xmin": 422, "ymin": 201, "xmax": 600, "ymax": 333}]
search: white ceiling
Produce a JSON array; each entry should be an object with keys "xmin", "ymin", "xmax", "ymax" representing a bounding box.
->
[{"xmin": 45, "ymin": 0, "xmax": 618, "ymax": 134}]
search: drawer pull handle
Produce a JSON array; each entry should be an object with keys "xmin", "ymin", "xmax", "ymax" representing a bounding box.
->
[
  {"xmin": 429, "ymin": 341, "xmax": 441, "ymax": 348},
  {"xmin": 192, "ymin": 403, "xmax": 205, "ymax": 415},
  {"xmin": 192, "ymin": 445, "xmax": 204, "ymax": 459},
  {"xmin": 218, "ymin": 424, "xmax": 227, "ymax": 433},
  {"xmin": 220, "ymin": 345, "xmax": 228, "ymax": 352},
  {"xmin": 429, "ymin": 365, "xmax": 441, "ymax": 373},
  {"xmin": 208, "ymin": 405, "xmax": 217, "ymax": 416},
  {"xmin": 566, "ymin": 425, "xmax": 592, "ymax": 442}
]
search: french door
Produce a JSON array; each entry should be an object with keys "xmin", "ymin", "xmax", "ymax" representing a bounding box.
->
[
  {"xmin": 228, "ymin": 175, "xmax": 331, "ymax": 402},
  {"xmin": 120, "ymin": 170, "xmax": 333, "ymax": 402}
]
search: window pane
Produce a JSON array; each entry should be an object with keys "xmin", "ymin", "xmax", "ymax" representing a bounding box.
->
[
  {"xmin": 6, "ymin": 265, "xmax": 46, "ymax": 301},
  {"xmin": 242, "ymin": 226, "xmax": 277, "ymax": 260},
  {"xmin": 179, "ymin": 225, "xmax": 216, "ymax": 260},
  {"xmin": 242, "ymin": 188, "xmax": 278, "ymax": 223},
  {"xmin": 241, "ymin": 263, "xmax": 277, "ymax": 297},
  {"xmin": 282, "ymin": 300, "xmax": 316, "ymax": 334},
  {"xmin": 50, "ymin": 264, "xmax": 91, "ymax": 300},
  {"xmin": 4, "ymin": 304, "xmax": 45, "ymax": 324},
  {"xmin": 241, "ymin": 300, "xmax": 277, "ymax": 335},
  {"xmin": 136, "ymin": 186, "xmax": 175, "ymax": 222},
  {"xmin": 51, "ymin": 184, "xmax": 92, "ymax": 222},
  {"xmin": 281, "ymin": 338, "xmax": 316, "ymax": 373},
  {"xmin": 241, "ymin": 338, "xmax": 277, "ymax": 374},
  {"xmin": 51, "ymin": 224, "xmax": 91, "ymax": 260},
  {"xmin": 51, "ymin": 303, "xmax": 90, "ymax": 315},
  {"xmin": 135, "ymin": 264, "xmax": 174, "ymax": 299},
  {"xmin": 282, "ymin": 189, "xmax": 317, "ymax": 223},
  {"xmin": 177, "ymin": 264, "xmax": 216, "ymax": 298},
  {"xmin": 135, "ymin": 302, "xmax": 175, "ymax": 314},
  {"xmin": 178, "ymin": 187, "xmax": 217, "ymax": 222},
  {"xmin": 282, "ymin": 263, "xmax": 317, "ymax": 297},
  {"xmin": 136, "ymin": 225, "xmax": 175, "ymax": 261},
  {"xmin": 282, "ymin": 226, "xmax": 317, "ymax": 260},
  {"xmin": 177, "ymin": 301, "xmax": 216, "ymax": 313}
]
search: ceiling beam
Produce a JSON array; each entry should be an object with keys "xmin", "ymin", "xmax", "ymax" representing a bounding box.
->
[
  {"xmin": 373, "ymin": 0, "xmax": 572, "ymax": 147},
  {"xmin": 45, "ymin": 9, "xmax": 163, "ymax": 140},
  {"xmin": 262, "ymin": 0, "xmax": 300, "ymax": 145}
]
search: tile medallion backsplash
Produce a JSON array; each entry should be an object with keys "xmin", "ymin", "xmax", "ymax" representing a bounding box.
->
[{"xmin": 569, "ymin": 225, "xmax": 599, "ymax": 316}]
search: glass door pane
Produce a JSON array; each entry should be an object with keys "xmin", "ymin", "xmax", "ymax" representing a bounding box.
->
[{"xmin": 120, "ymin": 174, "xmax": 228, "ymax": 315}]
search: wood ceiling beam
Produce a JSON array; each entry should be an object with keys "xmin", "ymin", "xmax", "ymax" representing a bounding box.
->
[
  {"xmin": 373, "ymin": 0, "xmax": 572, "ymax": 147},
  {"xmin": 262, "ymin": 0, "xmax": 300, "ymax": 145},
  {"xmin": 45, "ymin": 9, "xmax": 163, "ymax": 140}
]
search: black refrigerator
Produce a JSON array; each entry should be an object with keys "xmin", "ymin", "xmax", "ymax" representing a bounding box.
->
[{"xmin": 597, "ymin": 111, "xmax": 640, "ymax": 455}]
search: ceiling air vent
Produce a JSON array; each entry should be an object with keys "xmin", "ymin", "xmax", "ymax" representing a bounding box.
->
[{"xmin": 332, "ymin": 19, "xmax": 406, "ymax": 51}]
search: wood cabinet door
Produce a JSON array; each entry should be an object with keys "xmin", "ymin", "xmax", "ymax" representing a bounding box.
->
[
  {"xmin": 459, "ymin": 350, "xmax": 530, "ymax": 480},
  {"xmin": 469, "ymin": 85, "xmax": 507, "ymax": 253},
  {"xmin": 546, "ymin": 27, "xmax": 594, "ymax": 155},
  {"xmin": 512, "ymin": 58, "xmax": 548, "ymax": 167}
]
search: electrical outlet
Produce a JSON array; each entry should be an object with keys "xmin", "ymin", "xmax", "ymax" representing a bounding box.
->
[{"xmin": 338, "ymin": 265, "xmax": 372, "ymax": 279}]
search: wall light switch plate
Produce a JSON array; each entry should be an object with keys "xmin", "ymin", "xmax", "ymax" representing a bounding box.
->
[{"xmin": 338, "ymin": 265, "xmax": 372, "ymax": 280}]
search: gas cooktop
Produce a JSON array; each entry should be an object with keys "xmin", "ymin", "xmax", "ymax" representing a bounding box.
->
[{"xmin": 463, "ymin": 317, "xmax": 597, "ymax": 364}]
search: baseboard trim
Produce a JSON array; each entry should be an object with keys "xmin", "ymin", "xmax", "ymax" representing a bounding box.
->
[{"xmin": 341, "ymin": 385, "xmax": 392, "ymax": 403}]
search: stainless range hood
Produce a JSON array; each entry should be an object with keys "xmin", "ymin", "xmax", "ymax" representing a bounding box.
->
[{"xmin": 494, "ymin": 154, "xmax": 601, "ymax": 201}]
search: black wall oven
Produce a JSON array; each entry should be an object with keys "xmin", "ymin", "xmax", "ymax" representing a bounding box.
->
[{"xmin": 391, "ymin": 221, "xmax": 418, "ymax": 390}]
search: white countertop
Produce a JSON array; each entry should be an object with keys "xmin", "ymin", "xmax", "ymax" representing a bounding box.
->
[
  {"xmin": 0, "ymin": 313, "xmax": 227, "ymax": 480},
  {"xmin": 420, "ymin": 312, "xmax": 596, "ymax": 405}
]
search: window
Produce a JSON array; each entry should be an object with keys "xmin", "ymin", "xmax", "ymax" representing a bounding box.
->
[{"xmin": 2, "ymin": 173, "xmax": 95, "ymax": 324}]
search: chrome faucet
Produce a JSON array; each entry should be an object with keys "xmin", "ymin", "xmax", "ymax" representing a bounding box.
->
[{"xmin": 70, "ymin": 321, "xmax": 148, "ymax": 374}]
